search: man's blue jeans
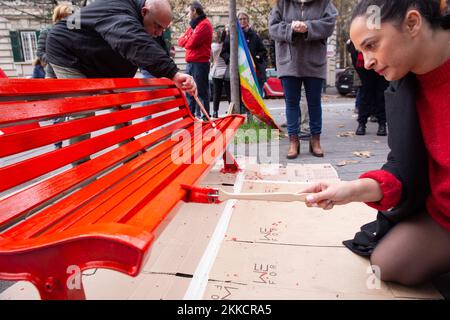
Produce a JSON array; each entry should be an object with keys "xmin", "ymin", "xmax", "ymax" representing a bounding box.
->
[
  {"xmin": 281, "ymin": 77, "xmax": 324, "ymax": 137},
  {"xmin": 185, "ymin": 62, "xmax": 210, "ymax": 117}
]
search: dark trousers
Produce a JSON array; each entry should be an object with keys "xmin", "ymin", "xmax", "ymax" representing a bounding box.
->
[
  {"xmin": 281, "ymin": 76, "xmax": 324, "ymax": 137},
  {"xmin": 357, "ymin": 70, "xmax": 389, "ymax": 125},
  {"xmin": 212, "ymin": 77, "xmax": 230, "ymax": 113},
  {"xmin": 185, "ymin": 62, "xmax": 210, "ymax": 117}
]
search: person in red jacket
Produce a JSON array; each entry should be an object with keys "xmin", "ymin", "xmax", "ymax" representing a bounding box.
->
[
  {"xmin": 178, "ymin": 1, "xmax": 213, "ymax": 119},
  {"xmin": 301, "ymin": 0, "xmax": 450, "ymax": 287}
]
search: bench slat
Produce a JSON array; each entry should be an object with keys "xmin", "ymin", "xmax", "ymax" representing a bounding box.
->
[
  {"xmin": 0, "ymin": 109, "xmax": 188, "ymax": 193},
  {"xmin": 48, "ymin": 119, "xmax": 220, "ymax": 233},
  {"xmin": 0, "ymin": 98, "xmax": 185, "ymax": 157},
  {"xmin": 0, "ymin": 88, "xmax": 181, "ymax": 126},
  {"xmin": 0, "ymin": 118, "xmax": 192, "ymax": 232},
  {"xmin": 0, "ymin": 77, "xmax": 246, "ymax": 300},
  {"xmin": 0, "ymin": 78, "xmax": 174, "ymax": 97},
  {"xmin": 129, "ymin": 117, "xmax": 244, "ymax": 231},
  {"xmin": 95, "ymin": 118, "xmax": 235, "ymax": 226}
]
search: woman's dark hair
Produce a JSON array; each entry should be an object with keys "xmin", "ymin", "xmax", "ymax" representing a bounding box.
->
[
  {"xmin": 219, "ymin": 29, "xmax": 227, "ymax": 43},
  {"xmin": 351, "ymin": 0, "xmax": 450, "ymax": 30},
  {"xmin": 190, "ymin": 1, "xmax": 205, "ymax": 16}
]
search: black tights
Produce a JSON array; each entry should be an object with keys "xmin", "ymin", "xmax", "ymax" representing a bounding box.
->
[{"xmin": 371, "ymin": 211, "xmax": 450, "ymax": 286}]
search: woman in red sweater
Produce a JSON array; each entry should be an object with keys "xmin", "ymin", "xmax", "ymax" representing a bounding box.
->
[{"xmin": 302, "ymin": 0, "xmax": 450, "ymax": 286}]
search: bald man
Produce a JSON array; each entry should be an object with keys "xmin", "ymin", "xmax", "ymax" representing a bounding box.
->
[{"xmin": 46, "ymin": 0, "xmax": 196, "ymax": 95}]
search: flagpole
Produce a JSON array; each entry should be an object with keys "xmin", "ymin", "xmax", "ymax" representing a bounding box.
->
[{"xmin": 229, "ymin": 0, "xmax": 240, "ymax": 114}]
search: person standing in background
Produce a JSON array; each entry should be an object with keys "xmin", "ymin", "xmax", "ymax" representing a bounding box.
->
[
  {"xmin": 237, "ymin": 11, "xmax": 268, "ymax": 90},
  {"xmin": 269, "ymin": 0, "xmax": 338, "ymax": 159},
  {"xmin": 178, "ymin": 1, "xmax": 213, "ymax": 119},
  {"xmin": 36, "ymin": 4, "xmax": 74, "ymax": 79},
  {"xmin": 347, "ymin": 40, "xmax": 388, "ymax": 136},
  {"xmin": 210, "ymin": 29, "xmax": 231, "ymax": 118},
  {"xmin": 32, "ymin": 58, "xmax": 46, "ymax": 78}
]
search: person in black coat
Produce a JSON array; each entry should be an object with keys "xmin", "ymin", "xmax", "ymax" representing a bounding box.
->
[
  {"xmin": 220, "ymin": 11, "xmax": 268, "ymax": 91},
  {"xmin": 347, "ymin": 39, "xmax": 389, "ymax": 136},
  {"xmin": 46, "ymin": 0, "xmax": 196, "ymax": 94}
]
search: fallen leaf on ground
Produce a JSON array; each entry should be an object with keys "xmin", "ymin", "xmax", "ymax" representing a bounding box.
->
[
  {"xmin": 336, "ymin": 160, "xmax": 360, "ymax": 167},
  {"xmin": 353, "ymin": 151, "xmax": 373, "ymax": 158},
  {"xmin": 373, "ymin": 140, "xmax": 380, "ymax": 144},
  {"xmin": 337, "ymin": 131, "xmax": 355, "ymax": 137},
  {"xmin": 337, "ymin": 124, "xmax": 345, "ymax": 128}
]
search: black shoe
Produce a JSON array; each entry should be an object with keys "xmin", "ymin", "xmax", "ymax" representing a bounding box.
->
[
  {"xmin": 377, "ymin": 123, "xmax": 387, "ymax": 136},
  {"xmin": 299, "ymin": 130, "xmax": 311, "ymax": 140},
  {"xmin": 355, "ymin": 123, "xmax": 366, "ymax": 136},
  {"xmin": 213, "ymin": 112, "xmax": 218, "ymax": 118}
]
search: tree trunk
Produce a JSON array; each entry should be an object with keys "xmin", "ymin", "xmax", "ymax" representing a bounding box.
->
[{"xmin": 229, "ymin": 0, "xmax": 240, "ymax": 114}]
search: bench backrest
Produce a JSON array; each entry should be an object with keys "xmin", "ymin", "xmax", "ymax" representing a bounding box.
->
[{"xmin": 0, "ymin": 78, "xmax": 193, "ymax": 231}]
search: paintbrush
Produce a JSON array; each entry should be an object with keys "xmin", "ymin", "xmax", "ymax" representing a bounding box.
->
[
  {"xmin": 193, "ymin": 94, "xmax": 216, "ymax": 129},
  {"xmin": 181, "ymin": 184, "xmax": 311, "ymax": 204}
]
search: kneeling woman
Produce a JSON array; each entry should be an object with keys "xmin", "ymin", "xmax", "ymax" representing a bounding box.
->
[{"xmin": 302, "ymin": 0, "xmax": 450, "ymax": 286}]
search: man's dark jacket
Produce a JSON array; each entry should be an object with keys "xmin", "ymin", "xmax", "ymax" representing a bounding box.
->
[
  {"xmin": 46, "ymin": 0, "xmax": 178, "ymax": 78},
  {"xmin": 344, "ymin": 73, "xmax": 430, "ymax": 256}
]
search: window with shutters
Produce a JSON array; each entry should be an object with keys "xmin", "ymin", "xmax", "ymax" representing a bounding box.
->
[
  {"xmin": 20, "ymin": 31, "xmax": 38, "ymax": 62},
  {"xmin": 9, "ymin": 30, "xmax": 40, "ymax": 63}
]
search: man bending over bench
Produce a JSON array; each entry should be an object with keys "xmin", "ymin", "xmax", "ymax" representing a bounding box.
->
[{"xmin": 46, "ymin": 0, "xmax": 196, "ymax": 164}]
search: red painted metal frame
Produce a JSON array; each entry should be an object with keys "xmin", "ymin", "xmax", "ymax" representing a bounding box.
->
[{"xmin": 0, "ymin": 78, "xmax": 245, "ymax": 300}]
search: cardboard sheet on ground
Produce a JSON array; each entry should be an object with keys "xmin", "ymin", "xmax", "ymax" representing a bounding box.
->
[
  {"xmin": 225, "ymin": 181, "xmax": 377, "ymax": 247},
  {"xmin": 204, "ymin": 242, "xmax": 440, "ymax": 300},
  {"xmin": 0, "ymin": 161, "xmax": 442, "ymax": 300}
]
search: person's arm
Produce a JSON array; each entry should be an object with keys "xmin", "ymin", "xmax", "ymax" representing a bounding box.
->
[
  {"xmin": 255, "ymin": 34, "xmax": 268, "ymax": 63},
  {"xmin": 268, "ymin": 3, "xmax": 295, "ymax": 43},
  {"xmin": 177, "ymin": 28, "xmax": 193, "ymax": 48},
  {"xmin": 95, "ymin": 15, "xmax": 179, "ymax": 79},
  {"xmin": 302, "ymin": 155, "xmax": 403, "ymax": 211},
  {"xmin": 36, "ymin": 28, "xmax": 48, "ymax": 63},
  {"xmin": 183, "ymin": 23, "xmax": 212, "ymax": 51},
  {"xmin": 304, "ymin": 1, "xmax": 338, "ymax": 41}
]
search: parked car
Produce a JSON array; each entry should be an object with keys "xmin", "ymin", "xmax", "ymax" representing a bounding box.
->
[
  {"xmin": 335, "ymin": 67, "xmax": 358, "ymax": 96},
  {"xmin": 262, "ymin": 68, "xmax": 284, "ymax": 98}
]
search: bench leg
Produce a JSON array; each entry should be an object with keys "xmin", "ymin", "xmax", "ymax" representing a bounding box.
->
[
  {"xmin": 221, "ymin": 150, "xmax": 240, "ymax": 174},
  {"xmin": 36, "ymin": 272, "xmax": 86, "ymax": 300}
]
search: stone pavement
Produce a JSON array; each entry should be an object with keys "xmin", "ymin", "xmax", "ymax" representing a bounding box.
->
[{"xmin": 231, "ymin": 89, "xmax": 389, "ymax": 181}]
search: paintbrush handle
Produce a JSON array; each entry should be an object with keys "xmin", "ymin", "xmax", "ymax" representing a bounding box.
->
[
  {"xmin": 218, "ymin": 190, "xmax": 310, "ymax": 202},
  {"xmin": 193, "ymin": 94, "xmax": 216, "ymax": 128}
]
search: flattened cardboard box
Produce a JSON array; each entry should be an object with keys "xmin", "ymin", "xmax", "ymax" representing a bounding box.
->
[
  {"xmin": 204, "ymin": 241, "xmax": 441, "ymax": 300},
  {"xmin": 244, "ymin": 163, "xmax": 340, "ymax": 183},
  {"xmin": 226, "ymin": 181, "xmax": 377, "ymax": 247},
  {"xmin": 0, "ymin": 162, "xmax": 442, "ymax": 300}
]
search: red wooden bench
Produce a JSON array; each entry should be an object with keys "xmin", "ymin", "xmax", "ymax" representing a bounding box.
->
[{"xmin": 0, "ymin": 78, "xmax": 244, "ymax": 299}]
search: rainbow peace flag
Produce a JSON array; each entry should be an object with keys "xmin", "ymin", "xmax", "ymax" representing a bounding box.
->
[{"xmin": 237, "ymin": 22, "xmax": 282, "ymax": 131}]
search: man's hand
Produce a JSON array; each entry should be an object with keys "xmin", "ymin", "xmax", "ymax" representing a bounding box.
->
[
  {"xmin": 172, "ymin": 72, "xmax": 197, "ymax": 96},
  {"xmin": 291, "ymin": 21, "xmax": 308, "ymax": 33}
]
